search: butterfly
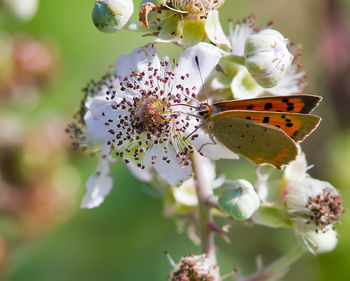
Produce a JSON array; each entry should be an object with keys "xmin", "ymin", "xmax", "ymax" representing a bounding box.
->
[{"xmin": 197, "ymin": 94, "xmax": 322, "ymax": 169}]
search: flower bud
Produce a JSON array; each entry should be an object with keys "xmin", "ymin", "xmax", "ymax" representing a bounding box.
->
[
  {"xmin": 218, "ymin": 179, "xmax": 260, "ymax": 220},
  {"xmin": 244, "ymin": 29, "xmax": 293, "ymax": 88},
  {"xmin": 92, "ymin": 0, "xmax": 134, "ymax": 33}
]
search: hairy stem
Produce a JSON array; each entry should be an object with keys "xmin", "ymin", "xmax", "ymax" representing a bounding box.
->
[{"xmin": 192, "ymin": 151, "xmax": 219, "ymax": 278}]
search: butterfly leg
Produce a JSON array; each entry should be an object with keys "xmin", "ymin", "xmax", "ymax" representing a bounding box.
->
[
  {"xmin": 198, "ymin": 134, "xmax": 217, "ymax": 155},
  {"xmin": 183, "ymin": 125, "xmax": 202, "ymax": 141}
]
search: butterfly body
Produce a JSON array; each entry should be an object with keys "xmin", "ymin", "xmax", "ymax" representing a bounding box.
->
[{"xmin": 198, "ymin": 95, "xmax": 322, "ymax": 169}]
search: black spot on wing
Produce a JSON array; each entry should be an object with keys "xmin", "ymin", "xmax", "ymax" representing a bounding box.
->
[
  {"xmin": 264, "ymin": 103, "xmax": 273, "ymax": 110},
  {"xmin": 262, "ymin": 117, "xmax": 270, "ymax": 123},
  {"xmin": 286, "ymin": 122, "xmax": 293, "ymax": 127}
]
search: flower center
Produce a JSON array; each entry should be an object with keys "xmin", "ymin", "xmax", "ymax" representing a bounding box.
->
[
  {"xmin": 135, "ymin": 97, "xmax": 171, "ymax": 134},
  {"xmin": 306, "ymin": 187, "xmax": 344, "ymax": 230}
]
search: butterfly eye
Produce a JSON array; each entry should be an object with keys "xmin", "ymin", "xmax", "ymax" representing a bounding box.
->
[{"xmin": 198, "ymin": 110, "xmax": 207, "ymax": 116}]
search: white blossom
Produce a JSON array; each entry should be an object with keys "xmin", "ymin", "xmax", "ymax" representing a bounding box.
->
[{"xmin": 79, "ymin": 42, "xmax": 236, "ymax": 207}]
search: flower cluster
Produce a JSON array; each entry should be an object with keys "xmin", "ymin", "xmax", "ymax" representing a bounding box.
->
[{"xmin": 69, "ymin": 0, "xmax": 345, "ymax": 280}]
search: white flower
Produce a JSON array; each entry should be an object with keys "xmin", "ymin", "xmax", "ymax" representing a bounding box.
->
[
  {"xmin": 214, "ymin": 16, "xmax": 306, "ymax": 100},
  {"xmin": 81, "ymin": 154, "xmax": 115, "ymax": 209},
  {"xmin": 92, "ymin": 0, "xmax": 134, "ymax": 33},
  {"xmin": 282, "ymin": 153, "xmax": 343, "ymax": 253},
  {"xmin": 169, "ymin": 254, "xmax": 219, "ymax": 281},
  {"xmin": 284, "ymin": 177, "xmax": 342, "ymax": 233},
  {"xmin": 253, "ymin": 152, "xmax": 343, "ymax": 254},
  {"xmin": 80, "ymin": 42, "xmax": 237, "ymax": 207}
]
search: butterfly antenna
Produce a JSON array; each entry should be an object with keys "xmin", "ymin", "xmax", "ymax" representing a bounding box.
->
[{"xmin": 195, "ymin": 56, "xmax": 209, "ymax": 103}]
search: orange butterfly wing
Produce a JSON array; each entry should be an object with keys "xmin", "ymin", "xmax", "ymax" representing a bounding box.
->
[{"xmin": 213, "ymin": 95, "xmax": 322, "ymax": 114}]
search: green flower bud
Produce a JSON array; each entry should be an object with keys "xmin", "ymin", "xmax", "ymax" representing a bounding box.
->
[
  {"xmin": 244, "ymin": 29, "xmax": 293, "ymax": 88},
  {"xmin": 218, "ymin": 179, "xmax": 260, "ymax": 220},
  {"xmin": 92, "ymin": 0, "xmax": 134, "ymax": 33}
]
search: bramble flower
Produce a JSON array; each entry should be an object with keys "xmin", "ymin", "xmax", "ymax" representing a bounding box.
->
[
  {"xmin": 169, "ymin": 254, "xmax": 218, "ymax": 281},
  {"xmin": 71, "ymin": 42, "xmax": 237, "ymax": 208},
  {"xmin": 92, "ymin": 0, "xmax": 134, "ymax": 33},
  {"xmin": 211, "ymin": 16, "xmax": 306, "ymax": 100},
  {"xmin": 254, "ymin": 152, "xmax": 343, "ymax": 254},
  {"xmin": 139, "ymin": 0, "xmax": 229, "ymax": 48},
  {"xmin": 283, "ymin": 154, "xmax": 343, "ymax": 234}
]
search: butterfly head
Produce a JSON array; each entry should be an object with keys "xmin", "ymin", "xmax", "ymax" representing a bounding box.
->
[{"xmin": 197, "ymin": 103, "xmax": 212, "ymax": 119}]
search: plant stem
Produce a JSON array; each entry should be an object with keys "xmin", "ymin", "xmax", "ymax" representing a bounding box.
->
[
  {"xmin": 192, "ymin": 151, "xmax": 220, "ymax": 279},
  {"xmin": 242, "ymin": 246, "xmax": 305, "ymax": 281}
]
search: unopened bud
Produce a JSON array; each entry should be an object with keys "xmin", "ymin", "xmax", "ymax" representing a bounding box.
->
[
  {"xmin": 92, "ymin": 0, "xmax": 134, "ymax": 33},
  {"xmin": 244, "ymin": 29, "xmax": 293, "ymax": 88},
  {"xmin": 218, "ymin": 179, "xmax": 260, "ymax": 220}
]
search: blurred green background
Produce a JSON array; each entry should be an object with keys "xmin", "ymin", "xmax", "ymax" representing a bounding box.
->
[{"xmin": 0, "ymin": 0, "xmax": 349, "ymax": 280}]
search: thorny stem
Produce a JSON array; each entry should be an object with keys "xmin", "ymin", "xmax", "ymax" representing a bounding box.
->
[{"xmin": 192, "ymin": 150, "xmax": 220, "ymax": 279}]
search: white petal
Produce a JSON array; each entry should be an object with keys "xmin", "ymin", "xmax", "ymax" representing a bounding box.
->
[
  {"xmin": 191, "ymin": 129, "xmax": 239, "ymax": 160},
  {"xmin": 115, "ymin": 44, "xmax": 160, "ymax": 79},
  {"xmin": 267, "ymin": 64, "xmax": 305, "ymax": 95},
  {"xmin": 229, "ymin": 20, "xmax": 254, "ymax": 57},
  {"xmin": 126, "ymin": 159, "xmax": 153, "ymax": 182},
  {"xmin": 174, "ymin": 42, "xmax": 222, "ymax": 96},
  {"xmin": 231, "ymin": 67, "xmax": 264, "ymax": 99},
  {"xmin": 173, "ymin": 179, "xmax": 198, "ymax": 206},
  {"xmin": 302, "ymin": 226, "xmax": 338, "ymax": 254},
  {"xmin": 205, "ymin": 10, "xmax": 231, "ymax": 48},
  {"xmin": 84, "ymin": 96, "xmax": 130, "ymax": 141},
  {"xmin": 150, "ymin": 144, "xmax": 193, "ymax": 186},
  {"xmin": 81, "ymin": 155, "xmax": 115, "ymax": 209},
  {"xmin": 284, "ymin": 151, "xmax": 307, "ymax": 182}
]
